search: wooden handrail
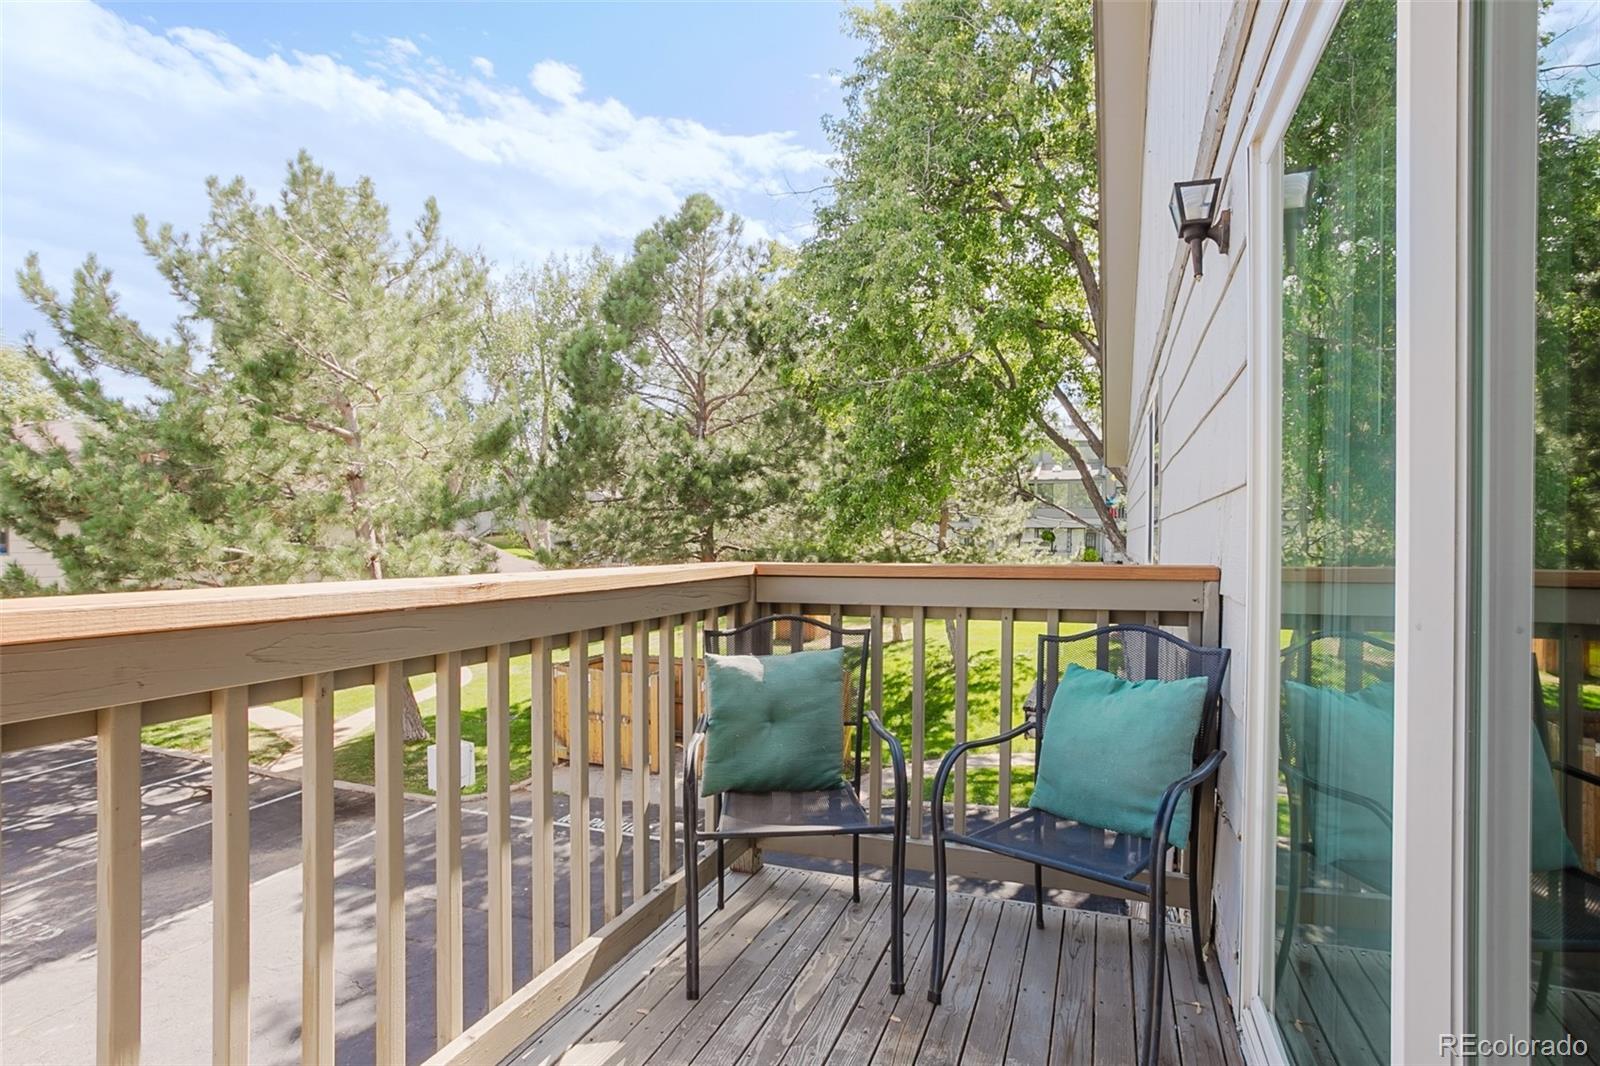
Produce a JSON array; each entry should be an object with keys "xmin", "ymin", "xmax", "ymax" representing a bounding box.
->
[{"xmin": 0, "ymin": 563, "xmax": 754, "ymax": 647}]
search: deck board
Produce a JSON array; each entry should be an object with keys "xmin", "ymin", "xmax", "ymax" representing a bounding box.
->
[{"xmin": 511, "ymin": 866, "xmax": 1245, "ymax": 1066}]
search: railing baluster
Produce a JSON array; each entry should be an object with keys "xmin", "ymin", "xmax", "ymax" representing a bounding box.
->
[
  {"xmin": 211, "ymin": 687, "xmax": 250, "ymax": 1066},
  {"xmin": 868, "ymin": 605, "xmax": 884, "ymax": 824},
  {"xmin": 998, "ymin": 609, "xmax": 1014, "ymax": 821},
  {"xmin": 97, "ymin": 703, "xmax": 142, "ymax": 1066},
  {"xmin": 1096, "ymin": 610, "xmax": 1111, "ymax": 671},
  {"xmin": 911, "ymin": 606, "xmax": 927, "ymax": 838},
  {"xmin": 301, "ymin": 674, "xmax": 335, "ymax": 1066},
  {"xmin": 531, "ymin": 636, "xmax": 557, "ymax": 971},
  {"xmin": 435, "ymin": 651, "xmax": 465, "ymax": 1043},
  {"xmin": 373, "ymin": 662, "xmax": 408, "ymax": 1065},
  {"xmin": 631, "ymin": 618, "xmax": 652, "ymax": 897},
  {"xmin": 681, "ymin": 612, "xmax": 698, "ymax": 841},
  {"xmin": 569, "ymin": 631, "xmax": 592, "ymax": 941},
  {"xmin": 657, "ymin": 617, "xmax": 678, "ymax": 877},
  {"xmin": 486, "ymin": 643, "xmax": 513, "ymax": 1006},
  {"xmin": 953, "ymin": 606, "xmax": 969, "ymax": 835},
  {"xmin": 602, "ymin": 626, "xmax": 624, "ymax": 921},
  {"xmin": 700, "ymin": 610, "xmax": 717, "ymax": 830}
]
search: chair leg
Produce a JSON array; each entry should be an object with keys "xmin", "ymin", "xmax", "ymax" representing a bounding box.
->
[
  {"xmin": 1275, "ymin": 847, "xmax": 1303, "ymax": 994},
  {"xmin": 1034, "ymin": 864, "xmax": 1046, "ymax": 929},
  {"xmin": 1189, "ymin": 854, "xmax": 1208, "ymax": 986},
  {"xmin": 891, "ymin": 821, "xmax": 907, "ymax": 995},
  {"xmin": 1141, "ymin": 871, "xmax": 1169, "ymax": 1066},
  {"xmin": 928, "ymin": 826, "xmax": 948, "ymax": 1005},
  {"xmin": 685, "ymin": 826, "xmax": 700, "ymax": 1000},
  {"xmin": 1536, "ymin": 950, "xmax": 1555, "ymax": 1014},
  {"xmin": 717, "ymin": 839, "xmax": 726, "ymax": 910},
  {"xmin": 852, "ymin": 834, "xmax": 861, "ymax": 903}
]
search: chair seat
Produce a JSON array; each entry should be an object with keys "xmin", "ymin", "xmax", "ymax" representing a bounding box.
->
[
  {"xmin": 1533, "ymin": 868, "xmax": 1600, "ymax": 950},
  {"xmin": 949, "ymin": 808, "xmax": 1158, "ymax": 889},
  {"xmin": 712, "ymin": 783, "xmax": 888, "ymax": 838}
]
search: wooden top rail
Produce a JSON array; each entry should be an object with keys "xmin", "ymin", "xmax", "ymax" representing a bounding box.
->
[
  {"xmin": 0, "ymin": 561, "xmax": 1220, "ymax": 647},
  {"xmin": 0, "ymin": 563, "xmax": 755, "ymax": 647}
]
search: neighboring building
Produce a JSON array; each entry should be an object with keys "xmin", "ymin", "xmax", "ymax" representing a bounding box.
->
[
  {"xmin": 1020, "ymin": 447, "xmax": 1123, "ymax": 560},
  {"xmin": 1097, "ymin": 1, "xmax": 1593, "ymax": 1062},
  {"xmin": 0, "ymin": 525, "xmax": 65, "ymax": 587}
]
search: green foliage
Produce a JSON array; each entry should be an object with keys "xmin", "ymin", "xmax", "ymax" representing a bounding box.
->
[
  {"xmin": 2, "ymin": 153, "xmax": 494, "ymax": 590},
  {"xmin": 1534, "ymin": 60, "xmax": 1600, "ymax": 570},
  {"xmin": 1279, "ymin": 0, "xmax": 1397, "ymax": 569},
  {"xmin": 475, "ymin": 251, "xmax": 614, "ymax": 555},
  {"xmin": 538, "ymin": 195, "xmax": 820, "ymax": 563},
  {"xmin": 794, "ymin": 0, "xmax": 1121, "ymax": 559}
]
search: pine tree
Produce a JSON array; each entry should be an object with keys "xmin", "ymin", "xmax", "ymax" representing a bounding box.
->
[
  {"xmin": 537, "ymin": 195, "xmax": 817, "ymax": 563},
  {"xmin": 3, "ymin": 153, "xmax": 496, "ymax": 738}
]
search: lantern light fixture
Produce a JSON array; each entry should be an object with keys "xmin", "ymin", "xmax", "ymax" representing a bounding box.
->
[{"xmin": 1170, "ymin": 178, "xmax": 1230, "ymax": 279}]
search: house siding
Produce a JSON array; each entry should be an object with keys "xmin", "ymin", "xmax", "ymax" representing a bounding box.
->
[
  {"xmin": 1119, "ymin": 0, "xmax": 1287, "ymax": 1001},
  {"xmin": 4, "ymin": 529, "xmax": 65, "ymax": 587}
]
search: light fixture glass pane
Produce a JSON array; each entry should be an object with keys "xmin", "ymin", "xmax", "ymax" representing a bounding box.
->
[{"xmin": 1180, "ymin": 181, "xmax": 1216, "ymax": 223}]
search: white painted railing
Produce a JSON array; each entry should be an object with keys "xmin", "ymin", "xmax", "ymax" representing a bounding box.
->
[{"xmin": 0, "ymin": 561, "xmax": 1221, "ymax": 1065}]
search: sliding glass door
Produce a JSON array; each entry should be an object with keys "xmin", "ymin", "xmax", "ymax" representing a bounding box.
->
[
  {"xmin": 1474, "ymin": 0, "xmax": 1600, "ymax": 1049},
  {"xmin": 1271, "ymin": 2, "xmax": 1398, "ymax": 1062}
]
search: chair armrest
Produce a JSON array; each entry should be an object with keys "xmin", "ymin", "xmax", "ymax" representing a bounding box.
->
[
  {"xmin": 683, "ymin": 727, "xmax": 707, "ymax": 820},
  {"xmin": 929, "ymin": 721, "xmax": 1037, "ymax": 837},
  {"xmin": 1555, "ymin": 760, "xmax": 1600, "ymax": 789},
  {"xmin": 1151, "ymin": 749, "xmax": 1226, "ymax": 848},
  {"xmin": 864, "ymin": 711, "xmax": 910, "ymax": 822},
  {"xmin": 1281, "ymin": 762, "xmax": 1395, "ymax": 829}
]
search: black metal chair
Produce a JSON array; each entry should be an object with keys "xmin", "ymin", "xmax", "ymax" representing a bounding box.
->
[
  {"xmin": 682, "ymin": 614, "xmax": 908, "ymax": 1000},
  {"xmin": 1275, "ymin": 637, "xmax": 1600, "ymax": 1014},
  {"xmin": 1274, "ymin": 632, "xmax": 1397, "ymax": 993},
  {"xmin": 927, "ymin": 624, "xmax": 1230, "ymax": 1066}
]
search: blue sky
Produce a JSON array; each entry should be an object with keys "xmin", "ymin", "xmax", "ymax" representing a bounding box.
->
[{"xmin": 1, "ymin": 1, "xmax": 859, "ymax": 366}]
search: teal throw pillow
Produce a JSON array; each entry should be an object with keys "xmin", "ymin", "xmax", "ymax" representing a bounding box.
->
[
  {"xmin": 699, "ymin": 646, "xmax": 848, "ymax": 795},
  {"xmin": 1028, "ymin": 664, "xmax": 1209, "ymax": 847},
  {"xmin": 1281, "ymin": 681, "xmax": 1394, "ymax": 867}
]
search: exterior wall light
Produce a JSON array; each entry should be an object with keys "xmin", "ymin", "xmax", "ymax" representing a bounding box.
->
[{"xmin": 1170, "ymin": 178, "xmax": 1230, "ymax": 279}]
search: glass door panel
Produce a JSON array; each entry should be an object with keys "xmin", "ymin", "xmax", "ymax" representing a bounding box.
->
[{"xmin": 1272, "ymin": 1, "xmax": 1397, "ymax": 1062}]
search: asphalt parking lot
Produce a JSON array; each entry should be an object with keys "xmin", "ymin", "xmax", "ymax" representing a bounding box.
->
[{"xmin": 0, "ymin": 741, "xmax": 659, "ymax": 1066}]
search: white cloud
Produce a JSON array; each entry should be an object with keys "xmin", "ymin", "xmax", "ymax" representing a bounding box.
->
[
  {"xmin": 528, "ymin": 59, "xmax": 583, "ymax": 104},
  {"xmin": 0, "ymin": 2, "xmax": 830, "ymax": 378},
  {"xmin": 470, "ymin": 55, "xmax": 494, "ymax": 78}
]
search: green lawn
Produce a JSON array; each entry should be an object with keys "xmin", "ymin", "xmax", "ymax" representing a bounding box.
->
[
  {"xmin": 879, "ymin": 619, "xmax": 1094, "ymax": 809},
  {"xmin": 142, "ymin": 716, "xmax": 294, "ymax": 766}
]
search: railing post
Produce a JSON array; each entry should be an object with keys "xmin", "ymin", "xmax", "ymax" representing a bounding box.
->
[
  {"xmin": 211, "ymin": 687, "xmax": 250, "ymax": 1066},
  {"xmin": 657, "ymin": 617, "xmax": 678, "ymax": 877},
  {"xmin": 953, "ymin": 606, "xmax": 969, "ymax": 836},
  {"xmin": 301, "ymin": 673, "xmax": 335, "ymax": 1066},
  {"xmin": 998, "ymin": 609, "xmax": 1014, "ymax": 820},
  {"xmin": 631, "ymin": 618, "xmax": 653, "ymax": 898},
  {"xmin": 97, "ymin": 703, "xmax": 142, "ymax": 1066},
  {"xmin": 373, "ymin": 662, "xmax": 408, "ymax": 1066},
  {"xmin": 602, "ymin": 626, "xmax": 624, "ymax": 921},
  {"xmin": 569, "ymin": 631, "xmax": 592, "ymax": 941},
  {"xmin": 486, "ymin": 643, "xmax": 514, "ymax": 1006},
  {"xmin": 911, "ymin": 606, "xmax": 927, "ymax": 838},
  {"xmin": 868, "ymin": 605, "xmax": 884, "ymax": 823},
  {"xmin": 435, "ymin": 651, "xmax": 465, "ymax": 1044},
  {"xmin": 531, "ymin": 636, "xmax": 557, "ymax": 972}
]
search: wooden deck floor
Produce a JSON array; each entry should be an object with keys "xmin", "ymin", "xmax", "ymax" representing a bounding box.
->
[{"xmin": 511, "ymin": 864, "xmax": 1243, "ymax": 1066}]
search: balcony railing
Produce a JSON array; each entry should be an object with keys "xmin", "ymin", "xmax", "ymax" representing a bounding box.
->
[{"xmin": 0, "ymin": 561, "xmax": 1221, "ymax": 1065}]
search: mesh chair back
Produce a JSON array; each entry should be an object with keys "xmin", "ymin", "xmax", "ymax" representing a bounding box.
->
[
  {"xmin": 1034, "ymin": 624, "xmax": 1231, "ymax": 765},
  {"xmin": 703, "ymin": 615, "xmax": 873, "ymax": 788},
  {"xmin": 1280, "ymin": 632, "xmax": 1395, "ymax": 694},
  {"xmin": 1276, "ymin": 631, "xmax": 1395, "ymax": 787}
]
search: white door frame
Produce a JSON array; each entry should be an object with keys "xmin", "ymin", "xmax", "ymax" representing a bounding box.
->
[
  {"xmin": 1469, "ymin": 0, "xmax": 1538, "ymax": 1049},
  {"xmin": 1238, "ymin": 1, "xmax": 1477, "ymax": 1061}
]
